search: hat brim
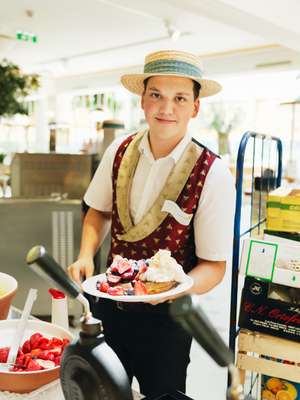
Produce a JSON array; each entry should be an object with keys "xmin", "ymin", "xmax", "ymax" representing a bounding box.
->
[{"xmin": 121, "ymin": 73, "xmax": 222, "ymax": 98}]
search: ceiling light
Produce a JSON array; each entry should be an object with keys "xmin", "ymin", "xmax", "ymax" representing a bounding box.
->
[
  {"xmin": 164, "ymin": 20, "xmax": 181, "ymax": 41},
  {"xmin": 25, "ymin": 9, "xmax": 34, "ymax": 18}
]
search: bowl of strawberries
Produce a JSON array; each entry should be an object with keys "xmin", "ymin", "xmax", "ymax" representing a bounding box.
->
[{"xmin": 0, "ymin": 319, "xmax": 73, "ymax": 393}]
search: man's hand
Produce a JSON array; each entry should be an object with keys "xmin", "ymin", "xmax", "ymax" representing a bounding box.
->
[
  {"xmin": 67, "ymin": 207, "xmax": 111, "ymax": 285},
  {"xmin": 147, "ymin": 257, "xmax": 226, "ymax": 305},
  {"xmin": 67, "ymin": 257, "xmax": 95, "ymax": 285}
]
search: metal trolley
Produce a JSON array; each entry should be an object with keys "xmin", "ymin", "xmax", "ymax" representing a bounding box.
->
[{"xmin": 228, "ymin": 131, "xmax": 283, "ymax": 398}]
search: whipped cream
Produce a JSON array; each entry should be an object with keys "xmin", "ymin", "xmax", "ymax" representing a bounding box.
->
[{"xmin": 140, "ymin": 249, "xmax": 186, "ymax": 283}]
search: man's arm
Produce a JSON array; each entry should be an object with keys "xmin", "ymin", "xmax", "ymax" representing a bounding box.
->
[
  {"xmin": 187, "ymin": 258, "xmax": 226, "ymax": 295},
  {"xmin": 68, "ymin": 208, "xmax": 111, "ymax": 284},
  {"xmin": 149, "ymin": 258, "xmax": 226, "ymax": 305}
]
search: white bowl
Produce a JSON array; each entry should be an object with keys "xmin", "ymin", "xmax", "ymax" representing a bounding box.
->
[
  {"xmin": 0, "ymin": 319, "xmax": 73, "ymax": 393},
  {"xmin": 0, "ymin": 272, "xmax": 18, "ymax": 319}
]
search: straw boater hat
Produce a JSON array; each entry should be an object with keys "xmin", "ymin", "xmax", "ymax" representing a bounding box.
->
[{"xmin": 121, "ymin": 50, "xmax": 222, "ymax": 98}]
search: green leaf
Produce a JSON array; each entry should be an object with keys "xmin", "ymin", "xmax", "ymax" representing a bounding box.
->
[{"xmin": 0, "ymin": 59, "xmax": 40, "ymax": 117}]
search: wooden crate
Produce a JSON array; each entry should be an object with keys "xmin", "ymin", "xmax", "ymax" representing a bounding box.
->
[{"xmin": 237, "ymin": 329, "xmax": 300, "ymax": 384}]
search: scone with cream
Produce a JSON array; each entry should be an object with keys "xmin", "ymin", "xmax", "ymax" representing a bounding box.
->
[{"xmin": 139, "ymin": 249, "xmax": 186, "ymax": 294}]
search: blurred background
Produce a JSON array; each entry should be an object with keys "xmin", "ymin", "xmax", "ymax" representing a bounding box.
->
[
  {"xmin": 1, "ymin": 1, "xmax": 300, "ymax": 398},
  {"xmin": 0, "ymin": 0, "xmax": 300, "ymax": 170}
]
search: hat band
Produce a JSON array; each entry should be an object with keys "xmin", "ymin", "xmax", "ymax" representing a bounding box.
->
[{"xmin": 144, "ymin": 59, "xmax": 203, "ymax": 79}]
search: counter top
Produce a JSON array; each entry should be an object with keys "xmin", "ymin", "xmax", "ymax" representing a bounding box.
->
[{"xmin": 0, "ymin": 198, "xmax": 81, "ymax": 204}]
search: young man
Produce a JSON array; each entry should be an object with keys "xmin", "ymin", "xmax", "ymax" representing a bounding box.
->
[{"xmin": 68, "ymin": 50, "xmax": 235, "ymax": 397}]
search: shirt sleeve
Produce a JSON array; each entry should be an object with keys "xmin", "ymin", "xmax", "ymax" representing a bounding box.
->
[
  {"xmin": 83, "ymin": 137, "xmax": 124, "ymax": 212},
  {"xmin": 194, "ymin": 157, "xmax": 236, "ymax": 261}
]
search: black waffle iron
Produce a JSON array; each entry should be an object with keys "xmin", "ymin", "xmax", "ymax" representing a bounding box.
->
[{"xmin": 26, "ymin": 245, "xmax": 248, "ymax": 400}]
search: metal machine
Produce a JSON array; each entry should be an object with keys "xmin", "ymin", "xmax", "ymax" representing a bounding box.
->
[
  {"xmin": 11, "ymin": 153, "xmax": 94, "ymax": 198},
  {"xmin": 0, "ymin": 198, "xmax": 83, "ymax": 317}
]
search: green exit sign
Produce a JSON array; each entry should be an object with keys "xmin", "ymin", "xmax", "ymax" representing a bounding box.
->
[{"xmin": 16, "ymin": 31, "xmax": 37, "ymax": 43}]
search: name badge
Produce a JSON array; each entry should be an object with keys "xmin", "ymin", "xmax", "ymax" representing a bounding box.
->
[{"xmin": 161, "ymin": 200, "xmax": 193, "ymax": 226}]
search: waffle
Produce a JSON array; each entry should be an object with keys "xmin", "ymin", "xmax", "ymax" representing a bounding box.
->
[{"xmin": 143, "ymin": 280, "xmax": 178, "ymax": 294}]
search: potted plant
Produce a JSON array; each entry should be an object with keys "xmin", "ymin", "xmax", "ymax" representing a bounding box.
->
[
  {"xmin": 204, "ymin": 103, "xmax": 240, "ymax": 156},
  {"xmin": 0, "ymin": 59, "xmax": 39, "ymax": 118}
]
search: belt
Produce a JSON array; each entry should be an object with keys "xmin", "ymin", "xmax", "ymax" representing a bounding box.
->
[{"xmin": 115, "ymin": 301, "xmax": 169, "ymax": 314}]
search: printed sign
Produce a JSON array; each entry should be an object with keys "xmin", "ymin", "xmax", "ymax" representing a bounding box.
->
[
  {"xmin": 245, "ymin": 239, "xmax": 278, "ymax": 281},
  {"xmin": 238, "ymin": 277, "xmax": 300, "ymax": 343}
]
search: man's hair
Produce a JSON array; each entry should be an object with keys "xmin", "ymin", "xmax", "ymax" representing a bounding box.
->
[{"xmin": 143, "ymin": 77, "xmax": 201, "ymax": 100}]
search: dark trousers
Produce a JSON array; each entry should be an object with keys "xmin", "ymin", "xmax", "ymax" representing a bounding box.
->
[{"xmin": 94, "ymin": 299, "xmax": 193, "ymax": 398}]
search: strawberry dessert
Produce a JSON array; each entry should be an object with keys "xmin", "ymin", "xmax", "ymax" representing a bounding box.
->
[
  {"xmin": 97, "ymin": 249, "xmax": 187, "ymax": 296},
  {"xmin": 0, "ymin": 332, "xmax": 70, "ymax": 372}
]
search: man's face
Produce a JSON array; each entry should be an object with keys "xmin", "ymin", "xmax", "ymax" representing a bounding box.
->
[{"xmin": 141, "ymin": 76, "xmax": 200, "ymax": 141}]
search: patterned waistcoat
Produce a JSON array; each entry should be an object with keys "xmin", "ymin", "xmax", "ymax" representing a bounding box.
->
[{"xmin": 107, "ymin": 131, "xmax": 217, "ymax": 273}]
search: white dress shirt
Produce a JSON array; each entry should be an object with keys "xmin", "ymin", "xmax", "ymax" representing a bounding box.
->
[{"xmin": 84, "ymin": 132, "xmax": 236, "ymax": 261}]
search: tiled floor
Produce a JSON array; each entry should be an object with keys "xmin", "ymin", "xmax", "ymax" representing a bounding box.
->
[{"xmin": 185, "ymin": 268, "xmax": 232, "ymax": 400}]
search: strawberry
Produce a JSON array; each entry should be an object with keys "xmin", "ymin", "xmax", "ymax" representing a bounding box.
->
[
  {"xmin": 62, "ymin": 338, "xmax": 70, "ymax": 348},
  {"xmin": 38, "ymin": 337, "xmax": 51, "ymax": 350},
  {"xmin": 110, "ymin": 264, "xmax": 120, "ymax": 274},
  {"xmin": 38, "ymin": 350, "xmax": 55, "ymax": 361},
  {"xmin": 30, "ymin": 333, "xmax": 43, "ymax": 349},
  {"xmin": 50, "ymin": 337, "xmax": 63, "ymax": 347},
  {"xmin": 107, "ymin": 274, "xmax": 122, "ymax": 285},
  {"xmin": 121, "ymin": 267, "xmax": 135, "ymax": 281},
  {"xmin": 107, "ymin": 286, "xmax": 125, "ymax": 296},
  {"xmin": 24, "ymin": 354, "xmax": 32, "ymax": 368},
  {"xmin": 0, "ymin": 347, "xmax": 9, "ymax": 363},
  {"xmin": 16, "ymin": 349, "xmax": 25, "ymax": 365},
  {"xmin": 98, "ymin": 281, "xmax": 109, "ymax": 292},
  {"xmin": 47, "ymin": 352, "xmax": 55, "ymax": 361},
  {"xmin": 26, "ymin": 358, "xmax": 43, "ymax": 371},
  {"xmin": 54, "ymin": 355, "xmax": 61, "ymax": 366},
  {"xmin": 134, "ymin": 281, "xmax": 148, "ymax": 295},
  {"xmin": 117, "ymin": 260, "xmax": 131, "ymax": 275},
  {"xmin": 22, "ymin": 339, "xmax": 31, "ymax": 354},
  {"xmin": 135, "ymin": 262, "xmax": 148, "ymax": 280}
]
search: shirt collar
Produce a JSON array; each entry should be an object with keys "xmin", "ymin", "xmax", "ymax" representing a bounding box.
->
[{"xmin": 138, "ymin": 130, "xmax": 191, "ymax": 163}]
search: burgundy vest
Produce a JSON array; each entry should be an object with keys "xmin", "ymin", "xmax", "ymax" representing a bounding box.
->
[{"xmin": 107, "ymin": 134, "xmax": 217, "ymax": 273}]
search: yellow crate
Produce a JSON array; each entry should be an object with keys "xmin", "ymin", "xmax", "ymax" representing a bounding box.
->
[
  {"xmin": 267, "ymin": 187, "xmax": 300, "ymax": 233},
  {"xmin": 237, "ymin": 329, "xmax": 300, "ymax": 384}
]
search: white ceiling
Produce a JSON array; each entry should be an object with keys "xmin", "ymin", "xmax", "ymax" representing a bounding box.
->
[{"xmin": 1, "ymin": 0, "xmax": 300, "ymax": 86}]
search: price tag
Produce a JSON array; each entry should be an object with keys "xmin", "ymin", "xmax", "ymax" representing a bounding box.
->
[{"xmin": 245, "ymin": 240, "xmax": 278, "ymax": 281}]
